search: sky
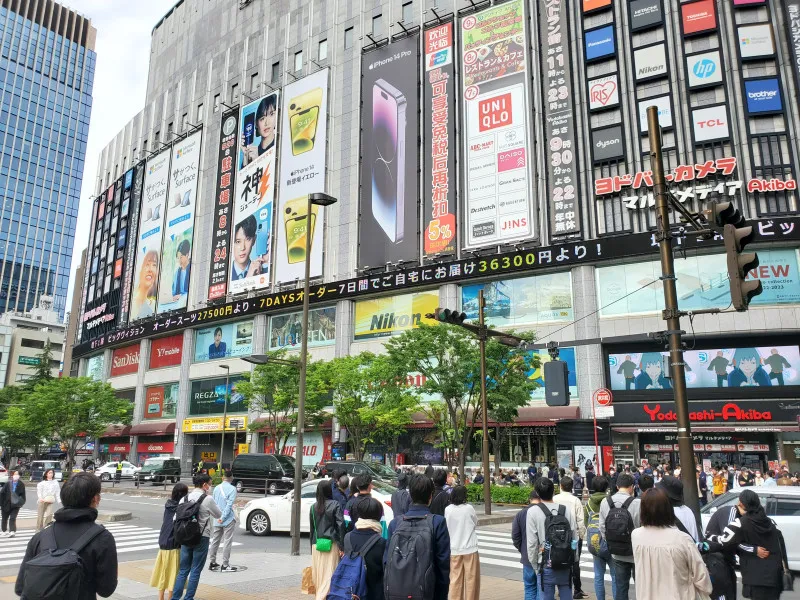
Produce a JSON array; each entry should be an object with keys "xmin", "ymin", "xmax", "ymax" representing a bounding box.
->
[{"xmin": 63, "ymin": 1, "xmax": 174, "ymax": 317}]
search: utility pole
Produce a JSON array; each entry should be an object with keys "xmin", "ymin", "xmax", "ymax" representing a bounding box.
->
[{"xmin": 478, "ymin": 290, "xmax": 491, "ymax": 515}]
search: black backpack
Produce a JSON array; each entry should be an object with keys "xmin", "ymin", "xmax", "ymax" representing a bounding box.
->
[
  {"xmin": 604, "ymin": 496, "xmax": 635, "ymax": 556},
  {"xmin": 537, "ymin": 503, "xmax": 574, "ymax": 569},
  {"xmin": 173, "ymin": 494, "xmax": 207, "ymax": 548},
  {"xmin": 20, "ymin": 523, "xmax": 105, "ymax": 600},
  {"xmin": 384, "ymin": 514, "xmax": 436, "ymax": 600}
]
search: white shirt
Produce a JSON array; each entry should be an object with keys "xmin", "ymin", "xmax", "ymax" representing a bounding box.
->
[
  {"xmin": 673, "ymin": 505, "xmax": 699, "ymax": 542},
  {"xmin": 553, "ymin": 490, "xmax": 586, "ymax": 539},
  {"xmin": 444, "ymin": 503, "xmax": 478, "ymax": 556}
]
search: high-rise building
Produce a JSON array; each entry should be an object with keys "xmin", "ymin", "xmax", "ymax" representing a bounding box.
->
[{"xmin": 0, "ymin": 0, "xmax": 96, "ymax": 317}]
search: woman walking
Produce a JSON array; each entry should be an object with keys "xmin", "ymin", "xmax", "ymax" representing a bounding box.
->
[
  {"xmin": 310, "ymin": 479, "xmax": 344, "ymax": 600},
  {"xmin": 35, "ymin": 468, "xmax": 60, "ymax": 531},
  {"xmin": 444, "ymin": 485, "xmax": 480, "ymax": 600},
  {"xmin": 0, "ymin": 470, "xmax": 26, "ymax": 537},
  {"xmin": 150, "ymin": 482, "xmax": 188, "ymax": 600},
  {"xmin": 342, "ymin": 497, "xmax": 387, "ymax": 600},
  {"xmin": 631, "ymin": 488, "xmax": 712, "ymax": 600}
]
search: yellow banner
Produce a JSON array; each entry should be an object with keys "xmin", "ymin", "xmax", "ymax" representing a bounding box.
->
[
  {"xmin": 200, "ymin": 451, "xmax": 218, "ymax": 461},
  {"xmin": 182, "ymin": 416, "xmax": 248, "ymax": 433},
  {"xmin": 354, "ymin": 291, "xmax": 439, "ymax": 340},
  {"xmin": 237, "ymin": 444, "xmax": 249, "ymax": 455}
]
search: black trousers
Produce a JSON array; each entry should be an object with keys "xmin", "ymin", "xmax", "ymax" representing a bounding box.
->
[
  {"xmin": 572, "ymin": 539, "xmax": 583, "ymax": 592},
  {"xmin": 2, "ymin": 507, "xmax": 20, "ymax": 532}
]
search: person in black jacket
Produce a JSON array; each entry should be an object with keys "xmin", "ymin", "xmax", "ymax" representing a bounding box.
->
[
  {"xmin": 0, "ymin": 470, "xmax": 26, "ymax": 537},
  {"xmin": 15, "ymin": 471, "xmax": 118, "ymax": 600},
  {"xmin": 150, "ymin": 482, "xmax": 189, "ymax": 600},
  {"xmin": 390, "ymin": 472, "xmax": 411, "ymax": 518},
  {"xmin": 331, "ymin": 471, "xmax": 350, "ymax": 510},
  {"xmin": 344, "ymin": 474, "xmax": 373, "ymax": 532},
  {"xmin": 310, "ymin": 479, "xmax": 345, "ymax": 600},
  {"xmin": 344, "ymin": 497, "xmax": 387, "ymax": 600},
  {"xmin": 429, "ymin": 469, "xmax": 452, "ymax": 517},
  {"xmin": 511, "ymin": 489, "xmax": 540, "ymax": 600}
]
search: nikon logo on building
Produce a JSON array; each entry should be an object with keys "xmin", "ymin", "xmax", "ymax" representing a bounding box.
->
[{"xmin": 370, "ymin": 311, "xmax": 422, "ymax": 331}]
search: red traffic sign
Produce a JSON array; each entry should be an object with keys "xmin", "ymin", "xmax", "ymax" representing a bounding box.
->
[{"xmin": 593, "ymin": 388, "xmax": 613, "ymax": 406}]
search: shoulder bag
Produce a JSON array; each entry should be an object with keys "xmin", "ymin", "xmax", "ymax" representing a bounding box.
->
[{"xmin": 311, "ymin": 505, "xmax": 332, "ymax": 552}]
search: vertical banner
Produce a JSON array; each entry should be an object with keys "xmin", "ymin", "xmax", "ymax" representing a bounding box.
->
[
  {"xmin": 423, "ymin": 22, "xmax": 457, "ymax": 258},
  {"xmin": 230, "ymin": 91, "xmax": 279, "ymax": 294},
  {"xmin": 786, "ymin": 2, "xmax": 800, "ymax": 92},
  {"xmin": 358, "ymin": 37, "xmax": 421, "ymax": 269},
  {"xmin": 539, "ymin": 0, "xmax": 581, "ymax": 237},
  {"xmin": 157, "ymin": 130, "xmax": 202, "ymax": 313},
  {"xmin": 460, "ymin": 0, "xmax": 536, "ymax": 248},
  {"xmin": 119, "ymin": 164, "xmax": 144, "ymax": 326},
  {"xmin": 208, "ymin": 108, "xmax": 239, "ymax": 300},
  {"xmin": 275, "ymin": 69, "xmax": 330, "ymax": 283},
  {"xmin": 129, "ymin": 149, "xmax": 171, "ymax": 321}
]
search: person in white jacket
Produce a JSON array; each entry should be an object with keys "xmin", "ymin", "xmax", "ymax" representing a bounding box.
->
[
  {"xmin": 444, "ymin": 485, "xmax": 479, "ymax": 600},
  {"xmin": 35, "ymin": 468, "xmax": 61, "ymax": 531},
  {"xmin": 554, "ymin": 476, "xmax": 588, "ymax": 598}
]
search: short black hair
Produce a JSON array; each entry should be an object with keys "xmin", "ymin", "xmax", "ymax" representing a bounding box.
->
[
  {"xmin": 213, "ymin": 326, "xmax": 223, "ymax": 336},
  {"xmin": 353, "ymin": 474, "xmax": 372, "ymax": 492},
  {"xmin": 193, "ymin": 473, "xmax": 212, "ymax": 488},
  {"xmin": 451, "ymin": 485, "xmax": 467, "ymax": 505},
  {"xmin": 560, "ymin": 476, "xmax": 573, "ymax": 492},
  {"xmin": 640, "ymin": 488, "xmax": 674, "ymax": 527},
  {"xmin": 235, "ymin": 214, "xmax": 257, "ymax": 240},
  {"xmin": 61, "ymin": 472, "xmax": 101, "ymax": 509},
  {"xmin": 171, "ymin": 482, "xmax": 189, "ymax": 501},
  {"xmin": 408, "ymin": 474, "xmax": 434, "ymax": 505},
  {"xmin": 639, "ymin": 474, "xmax": 654, "ymax": 492},
  {"xmin": 356, "ymin": 496, "xmax": 383, "ymax": 521},
  {"xmin": 534, "ymin": 477, "xmax": 555, "ymax": 501},
  {"xmin": 397, "ymin": 472, "xmax": 408, "ymax": 490},
  {"xmin": 592, "ymin": 475, "xmax": 609, "ymax": 493},
  {"xmin": 616, "ymin": 473, "xmax": 634, "ymax": 489},
  {"xmin": 177, "ymin": 239, "xmax": 191, "ymax": 256},
  {"xmin": 529, "ymin": 489, "xmax": 540, "ymax": 501},
  {"xmin": 256, "ymin": 94, "xmax": 277, "ymax": 120},
  {"xmin": 433, "ymin": 469, "xmax": 447, "ymax": 487}
]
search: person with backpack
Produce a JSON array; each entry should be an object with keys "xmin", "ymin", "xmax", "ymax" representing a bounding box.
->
[
  {"xmin": 444, "ymin": 485, "xmax": 479, "ymax": 600},
  {"xmin": 429, "ymin": 469, "xmax": 452, "ymax": 517},
  {"xmin": 1, "ymin": 470, "xmax": 26, "ymax": 537},
  {"xmin": 599, "ymin": 472, "xmax": 640, "ymax": 600},
  {"xmin": 208, "ymin": 469, "xmax": 238, "ymax": 572},
  {"xmin": 329, "ymin": 497, "xmax": 386, "ymax": 600},
  {"xmin": 310, "ymin": 479, "xmax": 345, "ymax": 600},
  {"xmin": 170, "ymin": 473, "xmax": 221, "ymax": 600},
  {"xmin": 554, "ymin": 477, "xmax": 588, "ymax": 599},
  {"xmin": 512, "ymin": 489, "xmax": 540, "ymax": 600},
  {"xmin": 585, "ymin": 476, "xmax": 616, "ymax": 600},
  {"xmin": 384, "ymin": 474, "xmax": 450, "ymax": 600},
  {"xmin": 631, "ymin": 488, "xmax": 712, "ymax": 600},
  {"xmin": 526, "ymin": 477, "xmax": 578, "ymax": 600},
  {"xmin": 15, "ymin": 471, "xmax": 117, "ymax": 600},
  {"xmin": 150, "ymin": 482, "xmax": 188, "ymax": 600},
  {"xmin": 391, "ymin": 472, "xmax": 411, "ymax": 518}
]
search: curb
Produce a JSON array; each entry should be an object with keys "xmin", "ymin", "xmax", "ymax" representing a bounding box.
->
[
  {"xmin": 476, "ymin": 514, "xmax": 515, "ymax": 526},
  {"xmin": 100, "ymin": 486, "xmax": 252, "ymax": 508},
  {"xmin": 98, "ymin": 510, "xmax": 132, "ymax": 522}
]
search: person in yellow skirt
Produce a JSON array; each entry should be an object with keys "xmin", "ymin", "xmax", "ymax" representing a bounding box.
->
[{"xmin": 150, "ymin": 482, "xmax": 189, "ymax": 600}]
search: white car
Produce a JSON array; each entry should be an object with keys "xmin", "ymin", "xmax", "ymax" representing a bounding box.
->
[
  {"xmin": 701, "ymin": 486, "xmax": 800, "ymax": 571},
  {"xmin": 96, "ymin": 461, "xmax": 140, "ymax": 481},
  {"xmin": 240, "ymin": 478, "xmax": 396, "ymax": 537}
]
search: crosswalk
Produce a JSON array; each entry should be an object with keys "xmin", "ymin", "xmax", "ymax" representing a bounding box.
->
[{"xmin": 0, "ymin": 523, "xmax": 243, "ymax": 568}]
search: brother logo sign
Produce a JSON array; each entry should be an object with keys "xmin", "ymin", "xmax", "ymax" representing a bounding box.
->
[
  {"xmin": 592, "ymin": 125, "xmax": 624, "ymax": 163},
  {"xmin": 745, "ymin": 78, "xmax": 783, "ymax": 113}
]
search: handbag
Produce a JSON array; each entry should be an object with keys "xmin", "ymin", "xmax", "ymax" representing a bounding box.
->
[
  {"xmin": 300, "ymin": 566, "xmax": 316, "ymax": 595},
  {"xmin": 10, "ymin": 491, "xmax": 22, "ymax": 507},
  {"xmin": 779, "ymin": 530, "xmax": 793, "ymax": 591},
  {"xmin": 43, "ymin": 495, "xmax": 55, "ymax": 504},
  {"xmin": 311, "ymin": 506, "xmax": 332, "ymax": 552}
]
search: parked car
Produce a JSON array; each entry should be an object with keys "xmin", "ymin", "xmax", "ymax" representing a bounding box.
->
[
  {"xmin": 29, "ymin": 460, "xmax": 63, "ymax": 482},
  {"xmin": 701, "ymin": 486, "xmax": 800, "ymax": 571},
  {"xmin": 136, "ymin": 457, "xmax": 181, "ymax": 484},
  {"xmin": 240, "ymin": 478, "xmax": 396, "ymax": 536},
  {"xmin": 95, "ymin": 460, "xmax": 139, "ymax": 481},
  {"xmin": 324, "ymin": 461, "xmax": 398, "ymax": 485},
  {"xmin": 231, "ymin": 453, "xmax": 307, "ymax": 494}
]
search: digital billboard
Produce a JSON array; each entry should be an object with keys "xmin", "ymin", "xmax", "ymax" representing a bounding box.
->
[
  {"xmin": 208, "ymin": 108, "xmax": 238, "ymax": 300},
  {"xmin": 529, "ymin": 347, "xmax": 578, "ymax": 401},
  {"xmin": 193, "ymin": 319, "xmax": 254, "ymax": 362},
  {"xmin": 144, "ymin": 383, "xmax": 179, "ymax": 420},
  {"xmin": 354, "ymin": 291, "xmax": 438, "ymax": 340},
  {"xmin": 189, "ymin": 376, "xmax": 247, "ymax": 416},
  {"xmin": 269, "ymin": 306, "xmax": 336, "ymax": 350}
]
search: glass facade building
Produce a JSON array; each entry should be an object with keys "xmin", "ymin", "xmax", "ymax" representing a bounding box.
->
[{"xmin": 0, "ymin": 0, "xmax": 95, "ymax": 317}]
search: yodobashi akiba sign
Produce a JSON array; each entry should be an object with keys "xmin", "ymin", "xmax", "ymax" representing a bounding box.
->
[
  {"xmin": 110, "ymin": 344, "xmax": 140, "ymax": 377},
  {"xmin": 613, "ymin": 400, "xmax": 800, "ymax": 424}
]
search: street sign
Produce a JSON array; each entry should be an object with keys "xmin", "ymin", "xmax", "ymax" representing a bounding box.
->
[
  {"xmin": 596, "ymin": 406, "xmax": 615, "ymax": 418},
  {"xmin": 593, "ymin": 388, "xmax": 613, "ymax": 406}
]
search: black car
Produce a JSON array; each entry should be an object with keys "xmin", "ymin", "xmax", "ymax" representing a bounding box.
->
[
  {"xmin": 136, "ymin": 457, "xmax": 181, "ymax": 484},
  {"xmin": 324, "ymin": 461, "xmax": 398, "ymax": 485},
  {"xmin": 232, "ymin": 453, "xmax": 303, "ymax": 494}
]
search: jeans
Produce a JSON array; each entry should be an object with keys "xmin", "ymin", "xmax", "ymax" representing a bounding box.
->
[
  {"xmin": 624, "ymin": 378, "xmax": 634, "ymax": 390},
  {"xmin": 572, "ymin": 539, "xmax": 584, "ymax": 592},
  {"xmin": 770, "ymin": 371, "xmax": 784, "ymax": 385},
  {"xmin": 611, "ymin": 559, "xmax": 634, "ymax": 600},
  {"xmin": 540, "ymin": 566, "xmax": 570, "ymax": 600},
  {"xmin": 716, "ymin": 374, "xmax": 726, "ymax": 387},
  {"xmin": 593, "ymin": 556, "xmax": 616, "ymax": 600},
  {"xmin": 523, "ymin": 565, "xmax": 539, "ymax": 600},
  {"xmin": 171, "ymin": 537, "xmax": 210, "ymax": 600}
]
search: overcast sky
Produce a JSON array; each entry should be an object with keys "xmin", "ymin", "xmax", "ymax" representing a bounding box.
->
[{"xmin": 64, "ymin": 1, "xmax": 173, "ymax": 316}]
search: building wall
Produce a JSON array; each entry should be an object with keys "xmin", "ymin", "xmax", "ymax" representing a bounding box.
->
[{"xmin": 0, "ymin": 305, "xmax": 65, "ymax": 386}]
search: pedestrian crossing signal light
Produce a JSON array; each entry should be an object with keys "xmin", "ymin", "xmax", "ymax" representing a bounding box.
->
[
  {"xmin": 434, "ymin": 308, "xmax": 468, "ymax": 325},
  {"xmin": 544, "ymin": 360, "xmax": 570, "ymax": 406}
]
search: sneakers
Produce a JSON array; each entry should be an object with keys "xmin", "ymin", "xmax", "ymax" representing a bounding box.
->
[
  {"xmin": 0, "ymin": 532, "xmax": 7, "ymax": 538},
  {"xmin": 220, "ymin": 565, "xmax": 238, "ymax": 573},
  {"xmin": 208, "ymin": 562, "xmax": 220, "ymax": 571},
  {"xmin": 574, "ymin": 592, "xmax": 589, "ymax": 599},
  {"xmin": 7, "ymin": 532, "xmax": 14, "ymax": 538}
]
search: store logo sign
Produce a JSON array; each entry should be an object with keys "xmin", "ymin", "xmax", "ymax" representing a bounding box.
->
[
  {"xmin": 745, "ymin": 78, "xmax": 783, "ymax": 113},
  {"xmin": 592, "ymin": 125, "xmax": 624, "ymax": 162},
  {"xmin": 634, "ymin": 43, "xmax": 668, "ymax": 81},
  {"xmin": 692, "ymin": 105, "xmax": 730, "ymax": 142},
  {"xmin": 588, "ymin": 74, "xmax": 619, "ymax": 110},
  {"xmin": 585, "ymin": 25, "xmax": 615, "ymax": 61},
  {"xmin": 638, "ymin": 95, "xmax": 672, "ymax": 132},
  {"xmin": 738, "ymin": 24, "xmax": 775, "ymax": 59},
  {"xmin": 687, "ymin": 51, "xmax": 723, "ymax": 88},
  {"xmin": 681, "ymin": 0, "xmax": 716, "ymax": 35},
  {"xmin": 642, "ymin": 402, "xmax": 773, "ymax": 422},
  {"xmin": 630, "ymin": 0, "xmax": 663, "ymax": 30}
]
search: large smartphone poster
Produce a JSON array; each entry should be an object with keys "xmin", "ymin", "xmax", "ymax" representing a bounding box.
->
[
  {"xmin": 358, "ymin": 36, "xmax": 421, "ymax": 269},
  {"xmin": 157, "ymin": 130, "xmax": 202, "ymax": 313},
  {"xmin": 129, "ymin": 149, "xmax": 171, "ymax": 321},
  {"xmin": 423, "ymin": 22, "xmax": 457, "ymax": 258},
  {"xmin": 230, "ymin": 91, "xmax": 279, "ymax": 294},
  {"xmin": 461, "ymin": 0, "xmax": 535, "ymax": 248},
  {"xmin": 275, "ymin": 69, "xmax": 330, "ymax": 283}
]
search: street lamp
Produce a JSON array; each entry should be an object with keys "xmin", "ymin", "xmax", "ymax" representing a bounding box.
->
[{"xmin": 219, "ymin": 365, "xmax": 230, "ymax": 475}]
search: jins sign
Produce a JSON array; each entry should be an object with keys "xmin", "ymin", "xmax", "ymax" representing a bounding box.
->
[
  {"xmin": 149, "ymin": 334, "xmax": 184, "ymax": 369},
  {"xmin": 110, "ymin": 345, "xmax": 140, "ymax": 377}
]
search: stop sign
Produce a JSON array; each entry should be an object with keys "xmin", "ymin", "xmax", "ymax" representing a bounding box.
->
[{"xmin": 593, "ymin": 388, "xmax": 613, "ymax": 406}]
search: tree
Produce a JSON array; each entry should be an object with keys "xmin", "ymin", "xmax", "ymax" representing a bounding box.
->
[
  {"xmin": 0, "ymin": 386, "xmax": 39, "ymax": 463},
  {"xmin": 23, "ymin": 340, "xmax": 55, "ymax": 389}
]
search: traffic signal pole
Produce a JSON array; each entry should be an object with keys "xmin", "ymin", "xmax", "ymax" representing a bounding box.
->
[{"xmin": 478, "ymin": 289, "xmax": 492, "ymax": 515}]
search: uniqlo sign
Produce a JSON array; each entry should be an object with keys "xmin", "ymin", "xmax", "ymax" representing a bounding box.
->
[
  {"xmin": 149, "ymin": 333, "xmax": 184, "ymax": 369},
  {"xmin": 681, "ymin": 0, "xmax": 716, "ymax": 35},
  {"xmin": 478, "ymin": 93, "xmax": 513, "ymax": 132}
]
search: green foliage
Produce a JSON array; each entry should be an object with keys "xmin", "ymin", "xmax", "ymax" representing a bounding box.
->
[
  {"xmin": 23, "ymin": 340, "xmax": 55, "ymax": 389},
  {"xmin": 465, "ymin": 484, "xmax": 560, "ymax": 505}
]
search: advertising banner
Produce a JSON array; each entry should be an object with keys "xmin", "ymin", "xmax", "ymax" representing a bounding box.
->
[
  {"xmin": 539, "ymin": 0, "xmax": 580, "ymax": 238},
  {"xmin": 608, "ymin": 346, "xmax": 800, "ymax": 390},
  {"xmin": 692, "ymin": 105, "xmax": 730, "ymax": 142},
  {"xmin": 638, "ymin": 95, "xmax": 673, "ymax": 132},
  {"xmin": 137, "ymin": 441, "xmax": 175, "ymax": 454},
  {"xmin": 110, "ymin": 344, "xmax": 140, "ymax": 377},
  {"xmin": 354, "ymin": 291, "xmax": 438, "ymax": 340},
  {"xmin": 157, "ymin": 130, "xmax": 202, "ymax": 313},
  {"xmin": 149, "ymin": 333, "xmax": 184, "ymax": 369},
  {"xmin": 86, "ymin": 354, "xmax": 105, "ymax": 381},
  {"xmin": 585, "ymin": 25, "xmax": 615, "ymax": 61},
  {"xmin": 787, "ymin": 2, "xmax": 800, "ymax": 93},
  {"xmin": 268, "ymin": 306, "xmax": 336, "ymax": 349},
  {"xmin": 423, "ymin": 22, "xmax": 457, "ymax": 258},
  {"xmin": 461, "ymin": 271, "xmax": 573, "ymax": 326},
  {"xmin": 745, "ymin": 78, "xmax": 783, "ymax": 114},
  {"xmin": 230, "ymin": 91, "xmax": 279, "ymax": 294},
  {"xmin": 193, "ymin": 319, "xmax": 254, "ymax": 362},
  {"xmin": 275, "ymin": 69, "xmax": 330, "ymax": 283},
  {"xmin": 119, "ymin": 165, "xmax": 144, "ymax": 327},
  {"xmin": 461, "ymin": 0, "xmax": 535, "ymax": 248},
  {"xmin": 738, "ymin": 24, "xmax": 775, "ymax": 59},
  {"xmin": 144, "ymin": 383, "xmax": 179, "ymax": 420},
  {"xmin": 130, "ymin": 150, "xmax": 171, "ymax": 321},
  {"xmin": 634, "ymin": 43, "xmax": 668, "ymax": 81},
  {"xmin": 529, "ymin": 347, "xmax": 578, "ymax": 400},
  {"xmin": 208, "ymin": 108, "xmax": 239, "ymax": 300},
  {"xmin": 574, "ymin": 446, "xmax": 598, "ymax": 476},
  {"xmin": 583, "ymin": 0, "xmax": 611, "ymax": 12},
  {"xmin": 189, "ymin": 376, "xmax": 247, "ymax": 416},
  {"xmin": 358, "ymin": 38, "xmax": 420, "ymax": 267},
  {"xmin": 592, "ymin": 125, "xmax": 625, "ymax": 163},
  {"xmin": 630, "ymin": 0, "xmax": 663, "ymax": 31},
  {"xmin": 687, "ymin": 51, "xmax": 723, "ymax": 88},
  {"xmin": 588, "ymin": 74, "xmax": 619, "ymax": 111},
  {"xmin": 681, "ymin": 0, "xmax": 716, "ymax": 36}
]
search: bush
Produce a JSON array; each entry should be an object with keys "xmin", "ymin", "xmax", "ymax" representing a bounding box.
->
[{"xmin": 466, "ymin": 483, "xmax": 561, "ymax": 505}]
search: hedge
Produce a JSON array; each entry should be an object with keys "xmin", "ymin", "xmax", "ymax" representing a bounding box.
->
[{"xmin": 465, "ymin": 483, "xmax": 560, "ymax": 505}]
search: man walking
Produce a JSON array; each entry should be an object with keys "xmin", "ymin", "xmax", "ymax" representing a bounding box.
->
[
  {"xmin": 331, "ymin": 472, "xmax": 349, "ymax": 510},
  {"xmin": 764, "ymin": 348, "xmax": 791, "ymax": 385},
  {"xmin": 208, "ymin": 469, "xmax": 237, "ymax": 573},
  {"xmin": 599, "ymin": 473, "xmax": 640, "ymax": 600},
  {"xmin": 616, "ymin": 355, "xmax": 637, "ymax": 390},
  {"xmin": 555, "ymin": 477, "xmax": 588, "ymax": 599},
  {"xmin": 707, "ymin": 351, "xmax": 730, "ymax": 387},
  {"xmin": 512, "ymin": 490, "xmax": 540, "ymax": 600}
]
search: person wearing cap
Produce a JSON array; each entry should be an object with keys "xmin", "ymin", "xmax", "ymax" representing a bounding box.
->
[
  {"xmin": 656, "ymin": 475, "xmax": 699, "ymax": 542},
  {"xmin": 512, "ymin": 489, "xmax": 541, "ymax": 600}
]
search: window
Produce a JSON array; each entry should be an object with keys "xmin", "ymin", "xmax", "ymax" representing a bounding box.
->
[
  {"xmin": 294, "ymin": 50, "xmax": 303, "ymax": 72},
  {"xmin": 271, "ymin": 61, "xmax": 281, "ymax": 83},
  {"xmin": 344, "ymin": 27, "xmax": 354, "ymax": 49},
  {"xmin": 143, "ymin": 139, "xmax": 148, "ymax": 152},
  {"xmin": 372, "ymin": 15, "xmax": 383, "ymax": 37},
  {"xmin": 181, "ymin": 113, "xmax": 188, "ymax": 130},
  {"xmin": 231, "ymin": 83, "xmax": 239, "ymax": 103},
  {"xmin": 197, "ymin": 103, "xmax": 204, "ymax": 121},
  {"xmin": 250, "ymin": 72, "xmax": 259, "ymax": 93},
  {"xmin": 167, "ymin": 122, "xmax": 173, "ymax": 139},
  {"xmin": 774, "ymin": 497, "xmax": 800, "ymax": 516},
  {"xmin": 402, "ymin": 1, "xmax": 414, "ymax": 23},
  {"xmin": 213, "ymin": 94, "xmax": 221, "ymax": 113},
  {"xmin": 318, "ymin": 39, "xmax": 328, "ymax": 61},
  {"xmin": 49, "ymin": 359, "xmax": 60, "ymax": 369},
  {"xmin": 155, "ymin": 130, "xmax": 160, "ymax": 143},
  {"xmin": 20, "ymin": 338, "xmax": 45, "ymax": 349}
]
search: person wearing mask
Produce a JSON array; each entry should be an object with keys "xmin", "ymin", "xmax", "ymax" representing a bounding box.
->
[
  {"xmin": 208, "ymin": 470, "xmax": 238, "ymax": 572},
  {"xmin": 599, "ymin": 472, "xmax": 640, "ymax": 600},
  {"xmin": 704, "ymin": 489, "xmax": 785, "ymax": 600},
  {"xmin": 15, "ymin": 472, "xmax": 118, "ymax": 600},
  {"xmin": 35, "ymin": 468, "xmax": 61, "ymax": 532},
  {"xmin": 631, "ymin": 488, "xmax": 712, "ymax": 600},
  {"xmin": 656, "ymin": 476, "xmax": 699, "ymax": 542},
  {"xmin": 429, "ymin": 469, "xmax": 452, "ymax": 517},
  {"xmin": 171, "ymin": 474, "xmax": 222, "ymax": 600},
  {"xmin": 739, "ymin": 467, "xmax": 755, "ymax": 487},
  {"xmin": 0, "ymin": 470, "xmax": 25, "ymax": 537},
  {"xmin": 331, "ymin": 472, "xmax": 350, "ymax": 510},
  {"xmin": 526, "ymin": 477, "xmax": 579, "ymax": 600},
  {"xmin": 512, "ymin": 489, "xmax": 540, "ymax": 600},
  {"xmin": 150, "ymin": 483, "xmax": 189, "ymax": 600},
  {"xmin": 344, "ymin": 474, "xmax": 376, "ymax": 533},
  {"xmin": 572, "ymin": 467, "xmax": 584, "ymax": 499},
  {"xmin": 585, "ymin": 476, "xmax": 616, "ymax": 600},
  {"xmin": 343, "ymin": 497, "xmax": 387, "ymax": 600},
  {"xmin": 310, "ymin": 479, "xmax": 345, "ymax": 600},
  {"xmin": 555, "ymin": 477, "xmax": 588, "ymax": 599},
  {"xmin": 445, "ymin": 485, "xmax": 479, "ymax": 600},
  {"xmin": 391, "ymin": 472, "xmax": 411, "ymax": 518},
  {"xmin": 762, "ymin": 470, "xmax": 777, "ymax": 487}
]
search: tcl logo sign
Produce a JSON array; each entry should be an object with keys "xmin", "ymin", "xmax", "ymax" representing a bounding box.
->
[
  {"xmin": 696, "ymin": 118, "xmax": 726, "ymax": 129},
  {"xmin": 110, "ymin": 345, "xmax": 140, "ymax": 377},
  {"xmin": 692, "ymin": 106, "xmax": 729, "ymax": 142}
]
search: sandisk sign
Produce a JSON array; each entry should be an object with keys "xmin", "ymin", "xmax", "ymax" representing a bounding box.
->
[
  {"xmin": 149, "ymin": 334, "xmax": 184, "ymax": 369},
  {"xmin": 110, "ymin": 344, "xmax": 140, "ymax": 377}
]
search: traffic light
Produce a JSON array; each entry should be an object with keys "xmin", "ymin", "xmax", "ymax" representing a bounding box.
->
[
  {"xmin": 544, "ymin": 360, "xmax": 570, "ymax": 406},
  {"xmin": 433, "ymin": 307, "xmax": 468, "ymax": 325},
  {"xmin": 709, "ymin": 201, "xmax": 763, "ymax": 311}
]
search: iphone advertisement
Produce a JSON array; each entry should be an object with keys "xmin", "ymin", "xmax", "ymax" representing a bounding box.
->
[
  {"xmin": 358, "ymin": 36, "xmax": 420, "ymax": 269},
  {"xmin": 275, "ymin": 69, "xmax": 330, "ymax": 283}
]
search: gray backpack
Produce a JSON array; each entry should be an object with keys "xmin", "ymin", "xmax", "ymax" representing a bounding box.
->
[{"xmin": 384, "ymin": 514, "xmax": 435, "ymax": 600}]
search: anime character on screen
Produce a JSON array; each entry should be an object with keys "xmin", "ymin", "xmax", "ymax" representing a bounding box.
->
[
  {"xmin": 728, "ymin": 347, "xmax": 771, "ymax": 387},
  {"xmin": 763, "ymin": 348, "xmax": 791, "ymax": 386},
  {"xmin": 634, "ymin": 352, "xmax": 672, "ymax": 390},
  {"xmin": 617, "ymin": 355, "xmax": 638, "ymax": 390}
]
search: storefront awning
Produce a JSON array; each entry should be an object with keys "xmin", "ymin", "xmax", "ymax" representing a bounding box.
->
[
  {"xmin": 406, "ymin": 406, "xmax": 579, "ymax": 428},
  {"xmin": 129, "ymin": 422, "xmax": 176, "ymax": 436},
  {"xmin": 100, "ymin": 425, "xmax": 131, "ymax": 438}
]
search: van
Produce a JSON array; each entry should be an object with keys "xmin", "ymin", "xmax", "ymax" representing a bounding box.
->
[
  {"xmin": 231, "ymin": 453, "xmax": 299, "ymax": 494},
  {"xmin": 30, "ymin": 461, "xmax": 63, "ymax": 482}
]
